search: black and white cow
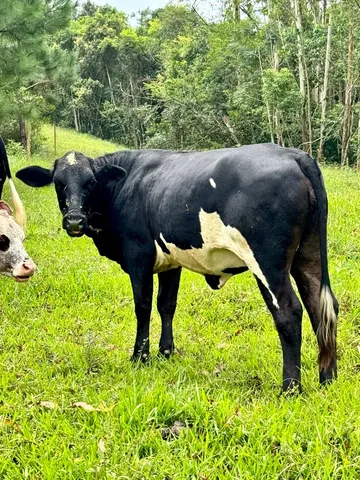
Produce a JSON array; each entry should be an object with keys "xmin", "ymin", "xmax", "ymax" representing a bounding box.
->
[{"xmin": 16, "ymin": 144, "xmax": 338, "ymax": 391}]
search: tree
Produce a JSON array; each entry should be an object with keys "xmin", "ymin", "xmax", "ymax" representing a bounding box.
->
[
  {"xmin": 0, "ymin": 0, "xmax": 75, "ymax": 148},
  {"xmin": 293, "ymin": 0, "xmax": 312, "ymax": 154},
  {"xmin": 341, "ymin": 18, "xmax": 354, "ymax": 166},
  {"xmin": 318, "ymin": 12, "xmax": 332, "ymax": 163},
  {"xmin": 48, "ymin": 0, "xmax": 360, "ymax": 165}
]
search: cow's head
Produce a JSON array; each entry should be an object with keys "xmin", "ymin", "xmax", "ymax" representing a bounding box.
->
[
  {"xmin": 16, "ymin": 151, "xmax": 126, "ymax": 238},
  {"xmin": 0, "ymin": 201, "xmax": 36, "ymax": 281}
]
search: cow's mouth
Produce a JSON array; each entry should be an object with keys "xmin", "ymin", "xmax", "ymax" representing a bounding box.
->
[
  {"xmin": 14, "ymin": 275, "xmax": 31, "ymax": 282},
  {"xmin": 66, "ymin": 229, "xmax": 84, "ymax": 238}
]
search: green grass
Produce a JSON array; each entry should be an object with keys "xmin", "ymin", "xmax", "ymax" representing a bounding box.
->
[
  {"xmin": 0, "ymin": 125, "xmax": 360, "ymax": 478},
  {"xmin": 40, "ymin": 124, "xmax": 125, "ymax": 159}
]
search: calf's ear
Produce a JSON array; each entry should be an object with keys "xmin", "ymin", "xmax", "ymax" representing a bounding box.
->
[
  {"xmin": 0, "ymin": 200, "xmax": 12, "ymax": 216},
  {"xmin": 16, "ymin": 166, "xmax": 53, "ymax": 187},
  {"xmin": 95, "ymin": 165, "xmax": 127, "ymax": 189}
]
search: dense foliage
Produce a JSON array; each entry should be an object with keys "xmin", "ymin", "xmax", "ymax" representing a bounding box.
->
[{"xmin": 1, "ymin": 0, "xmax": 360, "ymax": 165}]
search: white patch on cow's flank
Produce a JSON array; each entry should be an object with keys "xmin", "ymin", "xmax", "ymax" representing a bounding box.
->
[
  {"xmin": 209, "ymin": 178, "xmax": 216, "ymax": 188},
  {"xmin": 67, "ymin": 151, "xmax": 77, "ymax": 165},
  {"xmin": 154, "ymin": 209, "xmax": 279, "ymax": 308}
]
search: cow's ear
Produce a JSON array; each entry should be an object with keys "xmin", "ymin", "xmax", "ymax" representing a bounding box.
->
[
  {"xmin": 16, "ymin": 166, "xmax": 53, "ymax": 187},
  {"xmin": 95, "ymin": 165, "xmax": 127, "ymax": 188}
]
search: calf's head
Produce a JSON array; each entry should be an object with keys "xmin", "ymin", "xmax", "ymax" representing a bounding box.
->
[
  {"xmin": 0, "ymin": 201, "xmax": 36, "ymax": 281},
  {"xmin": 16, "ymin": 151, "xmax": 126, "ymax": 238}
]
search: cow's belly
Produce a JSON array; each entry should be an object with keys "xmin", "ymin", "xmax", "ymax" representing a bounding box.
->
[
  {"xmin": 153, "ymin": 209, "xmax": 279, "ymax": 308},
  {"xmin": 154, "ymin": 209, "xmax": 248, "ymax": 284},
  {"xmin": 154, "ymin": 240, "xmax": 246, "ymax": 274}
]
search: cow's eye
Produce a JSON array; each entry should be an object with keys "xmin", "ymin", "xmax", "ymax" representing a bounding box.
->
[
  {"xmin": 84, "ymin": 178, "xmax": 96, "ymax": 189},
  {"xmin": 56, "ymin": 181, "xmax": 67, "ymax": 192},
  {"xmin": 0, "ymin": 234, "xmax": 10, "ymax": 252}
]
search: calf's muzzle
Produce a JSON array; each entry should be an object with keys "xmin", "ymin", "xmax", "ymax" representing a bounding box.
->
[{"xmin": 13, "ymin": 258, "xmax": 36, "ymax": 282}]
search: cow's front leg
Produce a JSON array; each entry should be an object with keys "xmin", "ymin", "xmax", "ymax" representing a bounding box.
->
[
  {"xmin": 129, "ymin": 262, "xmax": 154, "ymax": 363},
  {"xmin": 157, "ymin": 267, "xmax": 181, "ymax": 358}
]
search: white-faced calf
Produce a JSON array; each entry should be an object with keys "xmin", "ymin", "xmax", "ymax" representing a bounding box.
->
[{"xmin": 0, "ymin": 138, "xmax": 35, "ymax": 282}]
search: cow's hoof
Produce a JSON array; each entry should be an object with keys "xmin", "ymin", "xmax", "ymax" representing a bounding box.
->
[
  {"xmin": 282, "ymin": 381, "xmax": 302, "ymax": 396},
  {"xmin": 158, "ymin": 348, "xmax": 173, "ymax": 360},
  {"xmin": 130, "ymin": 352, "xmax": 150, "ymax": 364},
  {"xmin": 158, "ymin": 345, "xmax": 176, "ymax": 359}
]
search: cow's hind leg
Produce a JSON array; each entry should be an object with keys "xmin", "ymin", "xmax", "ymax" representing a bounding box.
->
[
  {"xmin": 157, "ymin": 267, "xmax": 181, "ymax": 358},
  {"xmin": 291, "ymin": 236, "xmax": 338, "ymax": 384},
  {"xmin": 256, "ymin": 274, "xmax": 303, "ymax": 393}
]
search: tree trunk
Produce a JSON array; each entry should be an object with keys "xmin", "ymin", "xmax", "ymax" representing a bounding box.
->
[
  {"xmin": 53, "ymin": 122, "xmax": 57, "ymax": 156},
  {"xmin": 106, "ymin": 65, "xmax": 116, "ymax": 107},
  {"xmin": 26, "ymin": 121, "xmax": 31, "ymax": 160},
  {"xmin": 309, "ymin": 0, "xmax": 320, "ymax": 23},
  {"xmin": 19, "ymin": 119, "xmax": 27, "ymax": 150},
  {"xmin": 223, "ymin": 116, "xmax": 240, "ymax": 145},
  {"xmin": 73, "ymin": 107, "xmax": 79, "ymax": 131},
  {"xmin": 318, "ymin": 13, "xmax": 332, "ymax": 163},
  {"xmin": 305, "ymin": 72, "xmax": 313, "ymax": 156},
  {"xmin": 258, "ymin": 48, "xmax": 274, "ymax": 143},
  {"xmin": 357, "ymin": 107, "xmax": 360, "ymax": 171},
  {"xmin": 273, "ymin": 50, "xmax": 284, "ymax": 146},
  {"xmin": 233, "ymin": 0, "xmax": 240, "ymax": 20},
  {"xmin": 293, "ymin": 0, "xmax": 312, "ymax": 154},
  {"xmin": 322, "ymin": 0, "xmax": 327, "ymax": 24},
  {"xmin": 341, "ymin": 20, "xmax": 354, "ymax": 167}
]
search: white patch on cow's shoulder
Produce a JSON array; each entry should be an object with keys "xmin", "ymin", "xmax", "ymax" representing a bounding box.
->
[
  {"xmin": 154, "ymin": 209, "xmax": 279, "ymax": 308},
  {"xmin": 67, "ymin": 151, "xmax": 77, "ymax": 165},
  {"xmin": 209, "ymin": 178, "xmax": 216, "ymax": 188}
]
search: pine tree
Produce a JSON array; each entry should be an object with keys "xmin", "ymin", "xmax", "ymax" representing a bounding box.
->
[{"xmin": 0, "ymin": 0, "xmax": 75, "ymax": 143}]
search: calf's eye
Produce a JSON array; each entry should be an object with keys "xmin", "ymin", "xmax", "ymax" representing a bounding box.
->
[{"xmin": 0, "ymin": 234, "xmax": 10, "ymax": 252}]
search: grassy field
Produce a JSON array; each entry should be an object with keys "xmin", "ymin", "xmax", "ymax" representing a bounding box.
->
[{"xmin": 0, "ymin": 125, "xmax": 359, "ymax": 479}]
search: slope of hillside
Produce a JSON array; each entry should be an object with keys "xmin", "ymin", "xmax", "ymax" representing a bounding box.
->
[{"xmin": 41, "ymin": 124, "xmax": 125, "ymax": 159}]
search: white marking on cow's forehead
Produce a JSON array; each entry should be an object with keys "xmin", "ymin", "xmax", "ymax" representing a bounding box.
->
[
  {"xmin": 154, "ymin": 209, "xmax": 279, "ymax": 309},
  {"xmin": 67, "ymin": 151, "xmax": 77, "ymax": 165},
  {"xmin": 209, "ymin": 178, "xmax": 216, "ymax": 188}
]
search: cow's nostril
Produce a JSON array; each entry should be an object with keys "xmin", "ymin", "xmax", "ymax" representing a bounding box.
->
[{"xmin": 65, "ymin": 215, "xmax": 85, "ymax": 225}]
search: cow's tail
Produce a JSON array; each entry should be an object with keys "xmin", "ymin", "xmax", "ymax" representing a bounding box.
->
[
  {"xmin": 294, "ymin": 153, "xmax": 337, "ymax": 373},
  {"xmin": 0, "ymin": 138, "xmax": 26, "ymax": 228}
]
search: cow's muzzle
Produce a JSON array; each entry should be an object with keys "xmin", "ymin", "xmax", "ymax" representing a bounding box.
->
[
  {"xmin": 63, "ymin": 213, "xmax": 87, "ymax": 237},
  {"xmin": 13, "ymin": 259, "xmax": 36, "ymax": 282}
]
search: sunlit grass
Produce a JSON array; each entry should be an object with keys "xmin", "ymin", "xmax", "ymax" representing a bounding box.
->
[
  {"xmin": 0, "ymin": 128, "xmax": 359, "ymax": 478},
  {"xmin": 41, "ymin": 124, "xmax": 124, "ymax": 159}
]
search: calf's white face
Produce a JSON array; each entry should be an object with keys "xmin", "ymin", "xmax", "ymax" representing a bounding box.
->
[{"xmin": 0, "ymin": 202, "xmax": 36, "ymax": 282}]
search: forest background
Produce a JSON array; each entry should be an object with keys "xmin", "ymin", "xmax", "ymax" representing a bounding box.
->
[{"xmin": 1, "ymin": 0, "xmax": 359, "ymax": 166}]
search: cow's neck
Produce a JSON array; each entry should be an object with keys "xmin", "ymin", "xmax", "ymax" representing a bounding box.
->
[
  {"xmin": 93, "ymin": 150, "xmax": 135, "ymax": 172},
  {"xmin": 88, "ymin": 151, "xmax": 133, "ymax": 252}
]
